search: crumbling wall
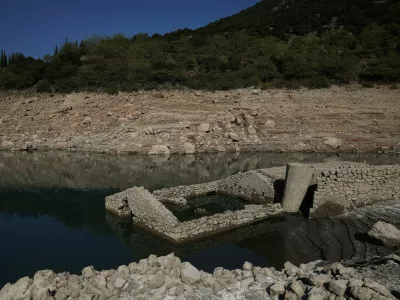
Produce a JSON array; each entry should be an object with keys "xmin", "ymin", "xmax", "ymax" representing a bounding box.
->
[
  {"xmin": 167, "ymin": 204, "xmax": 283, "ymax": 242},
  {"xmin": 217, "ymin": 171, "xmax": 276, "ymax": 203}
]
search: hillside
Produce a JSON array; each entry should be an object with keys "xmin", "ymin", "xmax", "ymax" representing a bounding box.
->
[
  {"xmin": 0, "ymin": 0, "xmax": 399, "ymax": 92},
  {"xmin": 196, "ymin": 0, "xmax": 400, "ymax": 37}
]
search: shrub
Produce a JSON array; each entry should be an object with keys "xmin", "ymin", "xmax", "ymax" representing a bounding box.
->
[
  {"xmin": 307, "ymin": 76, "xmax": 331, "ymax": 89},
  {"xmin": 35, "ymin": 79, "xmax": 52, "ymax": 92},
  {"xmin": 361, "ymin": 82, "xmax": 375, "ymax": 88}
]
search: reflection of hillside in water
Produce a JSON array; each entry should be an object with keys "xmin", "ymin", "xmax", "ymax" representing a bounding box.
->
[{"xmin": 1, "ymin": 151, "xmax": 399, "ymax": 191}]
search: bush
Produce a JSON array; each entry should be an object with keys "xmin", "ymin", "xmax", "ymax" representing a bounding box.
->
[
  {"xmin": 104, "ymin": 85, "xmax": 119, "ymax": 95},
  {"xmin": 35, "ymin": 79, "xmax": 52, "ymax": 92},
  {"xmin": 307, "ymin": 76, "xmax": 331, "ymax": 89},
  {"xmin": 361, "ymin": 82, "xmax": 375, "ymax": 88},
  {"xmin": 390, "ymin": 83, "xmax": 399, "ymax": 90}
]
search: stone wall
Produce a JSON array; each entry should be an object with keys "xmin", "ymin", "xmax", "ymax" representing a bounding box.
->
[
  {"xmin": 312, "ymin": 165, "xmax": 400, "ymax": 216},
  {"xmin": 217, "ymin": 171, "xmax": 276, "ymax": 203},
  {"xmin": 152, "ymin": 181, "xmax": 219, "ymax": 204},
  {"xmin": 167, "ymin": 204, "xmax": 283, "ymax": 242}
]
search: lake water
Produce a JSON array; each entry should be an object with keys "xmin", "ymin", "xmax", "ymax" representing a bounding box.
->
[{"xmin": 1, "ymin": 151, "xmax": 399, "ymax": 287}]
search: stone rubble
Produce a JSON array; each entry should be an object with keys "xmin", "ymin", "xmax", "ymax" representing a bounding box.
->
[{"xmin": 1, "ymin": 254, "xmax": 398, "ymax": 300}]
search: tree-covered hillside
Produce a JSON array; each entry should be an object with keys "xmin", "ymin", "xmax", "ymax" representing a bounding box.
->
[{"xmin": 0, "ymin": 0, "xmax": 399, "ymax": 92}]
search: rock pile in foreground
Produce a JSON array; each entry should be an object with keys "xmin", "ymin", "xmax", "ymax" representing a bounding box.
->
[{"xmin": 1, "ymin": 253, "xmax": 398, "ymax": 300}]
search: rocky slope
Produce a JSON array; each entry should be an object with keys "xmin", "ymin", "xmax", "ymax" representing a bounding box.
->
[{"xmin": 0, "ymin": 87, "xmax": 399, "ymax": 155}]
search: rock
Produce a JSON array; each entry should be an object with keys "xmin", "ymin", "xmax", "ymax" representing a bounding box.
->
[
  {"xmin": 83, "ymin": 117, "xmax": 92, "ymax": 125},
  {"xmin": 255, "ymin": 274, "xmax": 269, "ymax": 285},
  {"xmin": 240, "ymin": 278, "xmax": 254, "ymax": 289},
  {"xmin": 82, "ymin": 266, "xmax": 95, "ymax": 278},
  {"xmin": 289, "ymin": 281, "xmax": 305, "ymax": 297},
  {"xmin": 363, "ymin": 278, "xmax": 393, "ymax": 297},
  {"xmin": 348, "ymin": 279, "xmax": 363, "ymax": 289},
  {"xmin": 308, "ymin": 294, "xmax": 324, "ymax": 300},
  {"xmin": 235, "ymin": 117, "xmax": 243, "ymax": 125},
  {"xmin": 252, "ymin": 89, "xmax": 260, "ymax": 95},
  {"xmin": 368, "ymin": 221, "xmax": 400, "ymax": 246},
  {"xmin": 265, "ymin": 119, "xmax": 276, "ymax": 128},
  {"xmin": 148, "ymin": 145, "xmax": 170, "ymax": 156},
  {"xmin": 269, "ymin": 281, "xmax": 285, "ymax": 297},
  {"xmin": 284, "ymin": 261, "xmax": 301, "ymax": 277},
  {"xmin": 242, "ymin": 271, "xmax": 253, "ymax": 279},
  {"xmin": 331, "ymin": 263, "xmax": 355, "ymax": 276},
  {"xmin": 114, "ymin": 278, "xmax": 127, "ymax": 289},
  {"xmin": 328, "ymin": 280, "xmax": 348, "ymax": 296},
  {"xmin": 323, "ymin": 137, "xmax": 342, "ymax": 149},
  {"xmin": 250, "ymin": 110, "xmax": 258, "ymax": 116},
  {"xmin": 243, "ymin": 261, "xmax": 253, "ymax": 271},
  {"xmin": 305, "ymin": 273, "xmax": 331, "ymax": 287},
  {"xmin": 244, "ymin": 114, "xmax": 255, "ymax": 125},
  {"xmin": 151, "ymin": 284, "xmax": 167, "ymax": 300},
  {"xmin": 181, "ymin": 262, "xmax": 201, "ymax": 285},
  {"xmin": 198, "ymin": 123, "xmax": 210, "ymax": 133},
  {"xmin": 349, "ymin": 286, "xmax": 378, "ymax": 300},
  {"xmin": 195, "ymin": 91, "xmax": 202, "ymax": 97},
  {"xmin": 148, "ymin": 271, "xmax": 166, "ymax": 289},
  {"xmin": 248, "ymin": 125, "xmax": 257, "ymax": 135},
  {"xmin": 183, "ymin": 142, "xmax": 195, "ymax": 154},
  {"xmin": 229, "ymin": 132, "xmax": 240, "ymax": 142}
]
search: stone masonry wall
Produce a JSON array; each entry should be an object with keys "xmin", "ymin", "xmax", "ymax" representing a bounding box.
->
[
  {"xmin": 124, "ymin": 187, "xmax": 180, "ymax": 235},
  {"xmin": 217, "ymin": 170, "xmax": 276, "ymax": 203},
  {"xmin": 166, "ymin": 204, "xmax": 283, "ymax": 243},
  {"xmin": 312, "ymin": 165, "xmax": 400, "ymax": 216}
]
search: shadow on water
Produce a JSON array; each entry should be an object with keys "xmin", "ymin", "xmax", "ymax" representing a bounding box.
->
[{"xmin": 0, "ymin": 151, "xmax": 399, "ymax": 286}]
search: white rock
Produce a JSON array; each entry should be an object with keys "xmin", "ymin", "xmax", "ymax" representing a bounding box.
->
[
  {"xmin": 368, "ymin": 221, "xmax": 400, "ymax": 246},
  {"xmin": 240, "ymin": 278, "xmax": 254, "ymax": 289},
  {"xmin": 114, "ymin": 278, "xmax": 127, "ymax": 289},
  {"xmin": 148, "ymin": 145, "xmax": 170, "ymax": 156},
  {"xmin": 243, "ymin": 261, "xmax": 253, "ymax": 271},
  {"xmin": 328, "ymin": 280, "xmax": 348, "ymax": 296},
  {"xmin": 82, "ymin": 117, "xmax": 92, "ymax": 125},
  {"xmin": 82, "ymin": 266, "xmax": 95, "ymax": 278},
  {"xmin": 323, "ymin": 137, "xmax": 342, "ymax": 149},
  {"xmin": 181, "ymin": 262, "xmax": 201, "ymax": 285},
  {"xmin": 265, "ymin": 120, "xmax": 276, "ymax": 128},
  {"xmin": 229, "ymin": 132, "xmax": 240, "ymax": 142},
  {"xmin": 198, "ymin": 123, "xmax": 210, "ymax": 133},
  {"xmin": 248, "ymin": 125, "xmax": 257, "ymax": 135},
  {"xmin": 183, "ymin": 142, "xmax": 195, "ymax": 154}
]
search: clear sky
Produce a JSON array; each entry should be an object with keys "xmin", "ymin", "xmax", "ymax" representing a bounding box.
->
[{"xmin": 1, "ymin": 0, "xmax": 260, "ymax": 58}]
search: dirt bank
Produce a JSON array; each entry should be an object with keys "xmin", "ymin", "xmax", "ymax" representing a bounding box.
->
[{"xmin": 0, "ymin": 86, "xmax": 399, "ymax": 154}]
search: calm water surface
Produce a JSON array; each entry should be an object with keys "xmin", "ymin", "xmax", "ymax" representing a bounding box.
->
[{"xmin": 0, "ymin": 151, "xmax": 399, "ymax": 287}]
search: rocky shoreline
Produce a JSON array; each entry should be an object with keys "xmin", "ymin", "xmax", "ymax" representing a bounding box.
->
[
  {"xmin": 1, "ymin": 252, "xmax": 399, "ymax": 300},
  {"xmin": 1, "ymin": 87, "xmax": 399, "ymax": 155}
]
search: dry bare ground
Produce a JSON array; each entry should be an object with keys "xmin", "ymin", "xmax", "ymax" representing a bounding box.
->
[{"xmin": 0, "ymin": 86, "xmax": 399, "ymax": 155}]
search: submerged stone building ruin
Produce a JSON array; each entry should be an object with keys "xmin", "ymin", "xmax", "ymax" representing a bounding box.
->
[{"xmin": 105, "ymin": 162, "xmax": 400, "ymax": 243}]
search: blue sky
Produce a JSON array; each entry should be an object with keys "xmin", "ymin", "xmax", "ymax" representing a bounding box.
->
[{"xmin": 1, "ymin": 0, "xmax": 259, "ymax": 58}]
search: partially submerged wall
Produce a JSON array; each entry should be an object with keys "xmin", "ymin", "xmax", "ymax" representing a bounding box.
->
[
  {"xmin": 313, "ymin": 165, "xmax": 400, "ymax": 216},
  {"xmin": 217, "ymin": 171, "xmax": 276, "ymax": 203}
]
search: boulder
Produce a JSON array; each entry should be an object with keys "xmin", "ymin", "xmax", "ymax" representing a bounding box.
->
[
  {"xmin": 323, "ymin": 137, "xmax": 342, "ymax": 149},
  {"xmin": 198, "ymin": 123, "xmax": 210, "ymax": 133},
  {"xmin": 368, "ymin": 221, "xmax": 400, "ymax": 246},
  {"xmin": 82, "ymin": 266, "xmax": 95, "ymax": 278},
  {"xmin": 148, "ymin": 145, "xmax": 170, "ymax": 156},
  {"xmin": 265, "ymin": 119, "xmax": 276, "ymax": 128},
  {"xmin": 183, "ymin": 142, "xmax": 195, "ymax": 154},
  {"xmin": 328, "ymin": 280, "xmax": 348, "ymax": 296},
  {"xmin": 248, "ymin": 125, "xmax": 257, "ymax": 135},
  {"xmin": 181, "ymin": 262, "xmax": 201, "ymax": 285},
  {"xmin": 229, "ymin": 132, "xmax": 240, "ymax": 142}
]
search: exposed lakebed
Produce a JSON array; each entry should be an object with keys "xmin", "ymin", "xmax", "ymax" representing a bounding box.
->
[{"xmin": 0, "ymin": 151, "xmax": 399, "ymax": 287}]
